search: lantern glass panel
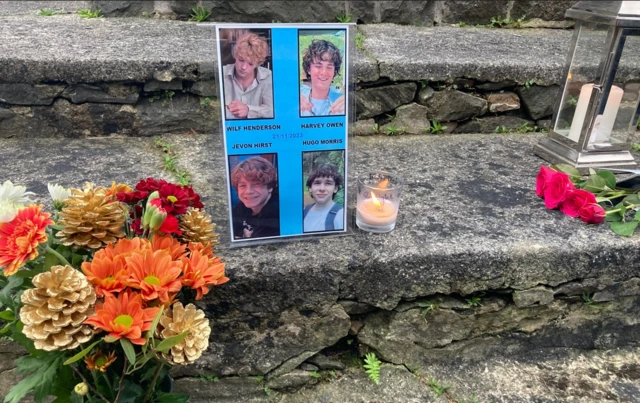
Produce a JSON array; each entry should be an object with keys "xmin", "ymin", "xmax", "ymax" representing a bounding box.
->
[
  {"xmin": 554, "ymin": 23, "xmax": 612, "ymax": 143},
  {"xmin": 607, "ymin": 33, "xmax": 640, "ymax": 146}
]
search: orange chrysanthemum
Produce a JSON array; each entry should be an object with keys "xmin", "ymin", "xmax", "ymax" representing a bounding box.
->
[
  {"xmin": 82, "ymin": 237, "xmax": 150, "ymax": 297},
  {"xmin": 151, "ymin": 234, "xmax": 187, "ymax": 260},
  {"xmin": 0, "ymin": 205, "xmax": 53, "ymax": 276},
  {"xmin": 181, "ymin": 249, "xmax": 229, "ymax": 300},
  {"xmin": 84, "ymin": 291, "xmax": 158, "ymax": 345},
  {"xmin": 81, "ymin": 255, "xmax": 128, "ymax": 298},
  {"xmin": 125, "ymin": 249, "xmax": 183, "ymax": 303},
  {"xmin": 188, "ymin": 242, "xmax": 214, "ymax": 259},
  {"xmin": 85, "ymin": 350, "xmax": 117, "ymax": 372}
]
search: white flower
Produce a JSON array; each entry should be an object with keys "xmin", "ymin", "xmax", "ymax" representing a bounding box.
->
[
  {"xmin": 47, "ymin": 183, "xmax": 71, "ymax": 203},
  {"xmin": 0, "ymin": 201, "xmax": 19, "ymax": 223},
  {"xmin": 0, "ymin": 180, "xmax": 34, "ymax": 205},
  {"xmin": 0, "ymin": 181, "xmax": 34, "ymax": 223}
]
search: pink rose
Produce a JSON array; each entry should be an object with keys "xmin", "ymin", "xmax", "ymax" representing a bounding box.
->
[
  {"xmin": 579, "ymin": 204, "xmax": 606, "ymax": 224},
  {"xmin": 560, "ymin": 189, "xmax": 597, "ymax": 218},
  {"xmin": 544, "ymin": 172, "xmax": 575, "ymax": 209},
  {"xmin": 536, "ymin": 166, "xmax": 556, "ymax": 198}
]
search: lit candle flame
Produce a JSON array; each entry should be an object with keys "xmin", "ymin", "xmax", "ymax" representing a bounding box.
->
[
  {"xmin": 370, "ymin": 192, "xmax": 384, "ymax": 210},
  {"xmin": 378, "ymin": 178, "xmax": 389, "ymax": 189}
]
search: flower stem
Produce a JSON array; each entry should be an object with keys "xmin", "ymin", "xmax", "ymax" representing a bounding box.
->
[
  {"xmin": 114, "ymin": 362, "xmax": 127, "ymax": 403},
  {"xmin": 71, "ymin": 366, "xmax": 111, "ymax": 403},
  {"xmin": 45, "ymin": 246, "xmax": 71, "ymax": 266},
  {"xmin": 142, "ymin": 363, "xmax": 164, "ymax": 403}
]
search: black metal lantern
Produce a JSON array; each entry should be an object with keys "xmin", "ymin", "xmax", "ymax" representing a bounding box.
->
[{"xmin": 535, "ymin": 1, "xmax": 640, "ymax": 172}]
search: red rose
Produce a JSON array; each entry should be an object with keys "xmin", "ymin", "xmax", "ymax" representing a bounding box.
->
[
  {"xmin": 560, "ymin": 189, "xmax": 597, "ymax": 218},
  {"xmin": 536, "ymin": 166, "xmax": 556, "ymax": 198},
  {"xmin": 579, "ymin": 204, "xmax": 606, "ymax": 224},
  {"xmin": 159, "ymin": 214, "xmax": 182, "ymax": 235},
  {"xmin": 544, "ymin": 172, "xmax": 575, "ymax": 209}
]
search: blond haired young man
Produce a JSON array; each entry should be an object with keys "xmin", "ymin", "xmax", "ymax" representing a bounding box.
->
[{"xmin": 223, "ymin": 32, "xmax": 274, "ymax": 119}]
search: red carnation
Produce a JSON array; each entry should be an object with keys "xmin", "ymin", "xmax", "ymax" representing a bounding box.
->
[
  {"xmin": 117, "ymin": 190, "xmax": 149, "ymax": 204},
  {"xmin": 579, "ymin": 204, "xmax": 606, "ymax": 224},
  {"xmin": 544, "ymin": 172, "xmax": 575, "ymax": 209},
  {"xmin": 182, "ymin": 185, "xmax": 204, "ymax": 209},
  {"xmin": 560, "ymin": 189, "xmax": 597, "ymax": 218},
  {"xmin": 130, "ymin": 218, "xmax": 144, "ymax": 235},
  {"xmin": 159, "ymin": 214, "xmax": 182, "ymax": 235},
  {"xmin": 158, "ymin": 183, "xmax": 190, "ymax": 215},
  {"xmin": 536, "ymin": 166, "xmax": 556, "ymax": 198},
  {"xmin": 135, "ymin": 178, "xmax": 168, "ymax": 193}
]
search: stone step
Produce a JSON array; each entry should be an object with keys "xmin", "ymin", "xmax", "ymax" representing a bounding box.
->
[
  {"xmin": 0, "ymin": 1, "xmax": 576, "ymax": 27},
  {"xmin": 1, "ymin": 132, "xmax": 640, "ymax": 401},
  {"xmin": 0, "ymin": 15, "xmax": 638, "ymax": 139},
  {"xmin": 0, "ymin": 14, "xmax": 583, "ymax": 138}
]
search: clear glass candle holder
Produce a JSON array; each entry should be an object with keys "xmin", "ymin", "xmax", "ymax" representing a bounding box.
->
[{"xmin": 356, "ymin": 171, "xmax": 404, "ymax": 233}]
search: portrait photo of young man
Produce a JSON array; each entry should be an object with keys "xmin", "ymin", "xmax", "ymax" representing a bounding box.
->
[
  {"xmin": 298, "ymin": 30, "xmax": 346, "ymax": 117},
  {"xmin": 220, "ymin": 29, "xmax": 274, "ymax": 120},
  {"xmin": 303, "ymin": 152, "xmax": 345, "ymax": 233},
  {"xmin": 229, "ymin": 155, "xmax": 280, "ymax": 239}
]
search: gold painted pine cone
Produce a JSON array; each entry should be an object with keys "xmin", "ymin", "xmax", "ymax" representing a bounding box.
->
[
  {"xmin": 20, "ymin": 265, "xmax": 96, "ymax": 351},
  {"xmin": 156, "ymin": 302, "xmax": 211, "ymax": 365},
  {"xmin": 179, "ymin": 208, "xmax": 219, "ymax": 248},
  {"xmin": 56, "ymin": 183, "xmax": 127, "ymax": 249}
]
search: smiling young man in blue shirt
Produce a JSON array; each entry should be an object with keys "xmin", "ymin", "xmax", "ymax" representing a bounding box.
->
[{"xmin": 299, "ymin": 40, "xmax": 345, "ymax": 117}]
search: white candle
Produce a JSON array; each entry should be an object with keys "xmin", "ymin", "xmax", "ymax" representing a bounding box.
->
[
  {"xmin": 590, "ymin": 85, "xmax": 623, "ymax": 144},
  {"xmin": 567, "ymin": 84, "xmax": 623, "ymax": 143},
  {"xmin": 356, "ymin": 193, "xmax": 398, "ymax": 226}
]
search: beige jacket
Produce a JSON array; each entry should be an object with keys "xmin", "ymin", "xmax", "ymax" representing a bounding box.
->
[{"xmin": 223, "ymin": 64, "xmax": 274, "ymax": 119}]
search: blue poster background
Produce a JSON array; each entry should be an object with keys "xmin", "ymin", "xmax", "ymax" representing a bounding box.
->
[{"xmin": 220, "ymin": 25, "xmax": 348, "ymax": 241}]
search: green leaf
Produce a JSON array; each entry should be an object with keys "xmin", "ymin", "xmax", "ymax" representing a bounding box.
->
[
  {"xmin": 623, "ymin": 194, "xmax": 640, "ymax": 205},
  {"xmin": 9, "ymin": 322, "xmax": 37, "ymax": 356},
  {"xmin": 120, "ymin": 338, "xmax": 136, "ymax": 365},
  {"xmin": 554, "ymin": 164, "xmax": 582, "ymax": 179},
  {"xmin": 588, "ymin": 168, "xmax": 597, "ymax": 176},
  {"xmin": 0, "ymin": 276, "xmax": 23, "ymax": 309},
  {"xmin": 610, "ymin": 221, "xmax": 639, "ymax": 236},
  {"xmin": 363, "ymin": 352, "xmax": 381, "ymax": 386},
  {"xmin": 154, "ymin": 331, "xmax": 189, "ymax": 353},
  {"xmin": 63, "ymin": 339, "xmax": 102, "ymax": 365},
  {"xmin": 605, "ymin": 211, "xmax": 622, "ymax": 222},
  {"xmin": 116, "ymin": 379, "xmax": 143, "ymax": 403},
  {"xmin": 634, "ymin": 210, "xmax": 640, "ymax": 222},
  {"xmin": 583, "ymin": 175, "xmax": 607, "ymax": 193},
  {"xmin": 146, "ymin": 306, "xmax": 164, "ymax": 342},
  {"xmin": 5, "ymin": 352, "xmax": 66, "ymax": 403},
  {"xmin": 42, "ymin": 252, "xmax": 59, "ymax": 272},
  {"xmin": 596, "ymin": 170, "xmax": 617, "ymax": 190},
  {"xmin": 0, "ymin": 310, "xmax": 15, "ymax": 321},
  {"xmin": 153, "ymin": 391, "xmax": 189, "ymax": 403}
]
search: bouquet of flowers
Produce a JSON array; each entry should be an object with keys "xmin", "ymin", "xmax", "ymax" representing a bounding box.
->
[
  {"xmin": 536, "ymin": 164, "xmax": 640, "ymax": 236},
  {"xmin": 0, "ymin": 178, "xmax": 228, "ymax": 403}
]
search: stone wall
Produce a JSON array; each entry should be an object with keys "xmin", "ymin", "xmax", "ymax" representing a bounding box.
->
[
  {"xmin": 176, "ymin": 278, "xmax": 640, "ymax": 398},
  {"xmin": 0, "ymin": 80, "xmax": 218, "ymax": 138},
  {"xmin": 355, "ymin": 79, "xmax": 561, "ymax": 136},
  {"xmin": 89, "ymin": 0, "xmax": 577, "ymax": 25}
]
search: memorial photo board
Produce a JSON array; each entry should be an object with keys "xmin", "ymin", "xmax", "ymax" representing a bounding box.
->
[{"xmin": 216, "ymin": 24, "xmax": 351, "ymax": 244}]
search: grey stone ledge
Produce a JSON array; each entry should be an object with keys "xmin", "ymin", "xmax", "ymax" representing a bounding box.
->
[
  {"xmin": 2, "ymin": 133, "xmax": 640, "ymax": 312},
  {"xmin": 0, "ymin": 15, "xmax": 596, "ymax": 86}
]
